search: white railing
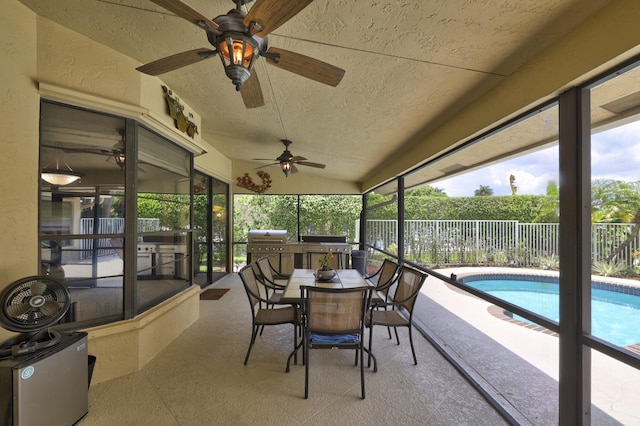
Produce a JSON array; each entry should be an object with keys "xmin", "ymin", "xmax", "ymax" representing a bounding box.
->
[
  {"xmin": 361, "ymin": 220, "xmax": 640, "ymax": 268},
  {"xmin": 79, "ymin": 218, "xmax": 160, "ymax": 258}
]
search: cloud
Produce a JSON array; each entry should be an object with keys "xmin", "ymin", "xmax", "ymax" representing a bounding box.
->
[
  {"xmin": 435, "ymin": 147, "xmax": 559, "ymax": 196},
  {"xmin": 433, "ymin": 120, "xmax": 640, "ymax": 197},
  {"xmin": 592, "ymin": 121, "xmax": 640, "ymax": 181}
]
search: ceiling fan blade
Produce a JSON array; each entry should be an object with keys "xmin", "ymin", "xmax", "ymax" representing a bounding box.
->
[
  {"xmin": 297, "ymin": 161, "xmax": 326, "ymax": 169},
  {"xmin": 241, "ymin": 71, "xmax": 265, "ymax": 108},
  {"xmin": 255, "ymin": 163, "xmax": 278, "ymax": 169},
  {"xmin": 148, "ymin": 0, "xmax": 220, "ymax": 33},
  {"xmin": 137, "ymin": 48, "xmax": 216, "ymax": 76},
  {"xmin": 290, "ymin": 155, "xmax": 307, "ymax": 161},
  {"xmin": 244, "ymin": 0, "xmax": 314, "ymax": 37},
  {"xmin": 265, "ymin": 47, "xmax": 345, "ymax": 87},
  {"xmin": 291, "ymin": 164, "xmax": 300, "ymax": 173}
]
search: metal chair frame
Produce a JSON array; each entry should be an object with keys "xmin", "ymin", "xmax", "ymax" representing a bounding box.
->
[
  {"xmin": 367, "ymin": 266, "xmax": 427, "ymax": 366},
  {"xmin": 238, "ymin": 264, "xmax": 299, "ymax": 365}
]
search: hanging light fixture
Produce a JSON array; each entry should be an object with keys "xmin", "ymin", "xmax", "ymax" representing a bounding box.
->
[
  {"xmin": 280, "ymin": 160, "xmax": 292, "ymax": 177},
  {"xmin": 113, "ymin": 150, "xmax": 126, "ymax": 170},
  {"xmin": 216, "ymin": 33, "xmax": 259, "ymax": 90},
  {"xmin": 207, "ymin": 6, "xmax": 262, "ymax": 91},
  {"xmin": 41, "ymin": 155, "xmax": 82, "ymax": 186}
]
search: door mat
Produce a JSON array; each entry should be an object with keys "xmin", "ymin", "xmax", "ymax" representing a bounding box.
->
[{"xmin": 200, "ymin": 288, "xmax": 230, "ymax": 300}]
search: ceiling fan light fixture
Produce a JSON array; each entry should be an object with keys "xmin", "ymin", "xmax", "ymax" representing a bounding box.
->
[
  {"xmin": 217, "ymin": 34, "xmax": 259, "ymax": 90},
  {"xmin": 280, "ymin": 160, "xmax": 292, "ymax": 177},
  {"xmin": 114, "ymin": 150, "xmax": 126, "ymax": 169}
]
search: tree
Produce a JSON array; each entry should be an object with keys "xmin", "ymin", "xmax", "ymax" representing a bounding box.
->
[
  {"xmin": 405, "ymin": 186, "xmax": 447, "ymax": 197},
  {"xmin": 509, "ymin": 174, "xmax": 518, "ymax": 195},
  {"xmin": 233, "ymin": 194, "xmax": 362, "ymax": 242},
  {"xmin": 532, "ymin": 181, "xmax": 559, "ymax": 223},
  {"xmin": 591, "ymin": 179, "xmax": 640, "ymax": 261},
  {"xmin": 474, "ymin": 185, "xmax": 494, "ymax": 196}
]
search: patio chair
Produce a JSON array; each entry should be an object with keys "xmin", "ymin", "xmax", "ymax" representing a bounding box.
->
[
  {"xmin": 256, "ymin": 256, "xmax": 289, "ymax": 304},
  {"xmin": 366, "ymin": 266, "xmax": 427, "ymax": 366},
  {"xmin": 306, "ymin": 251, "xmax": 345, "ymax": 270},
  {"xmin": 302, "ymin": 285, "xmax": 374, "ymax": 399},
  {"xmin": 238, "ymin": 264, "xmax": 299, "ymax": 365},
  {"xmin": 365, "ymin": 258, "xmax": 399, "ymax": 301},
  {"xmin": 364, "ymin": 259, "xmax": 399, "ymax": 338}
]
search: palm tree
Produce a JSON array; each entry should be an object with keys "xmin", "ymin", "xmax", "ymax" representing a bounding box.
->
[
  {"xmin": 474, "ymin": 185, "xmax": 494, "ymax": 196},
  {"xmin": 591, "ymin": 179, "xmax": 640, "ymax": 261}
]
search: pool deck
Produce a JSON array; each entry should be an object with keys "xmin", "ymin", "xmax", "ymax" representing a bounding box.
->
[{"xmin": 412, "ymin": 267, "xmax": 640, "ymax": 425}]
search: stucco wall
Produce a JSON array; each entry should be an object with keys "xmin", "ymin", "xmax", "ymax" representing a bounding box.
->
[
  {"xmin": 0, "ymin": 0, "xmax": 40, "ymax": 343},
  {"xmin": 0, "ymin": 2, "xmax": 40, "ymax": 283},
  {"xmin": 0, "ymin": 2, "xmax": 206, "ymax": 373}
]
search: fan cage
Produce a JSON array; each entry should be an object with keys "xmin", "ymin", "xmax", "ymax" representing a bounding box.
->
[{"xmin": 0, "ymin": 275, "xmax": 71, "ymax": 332}]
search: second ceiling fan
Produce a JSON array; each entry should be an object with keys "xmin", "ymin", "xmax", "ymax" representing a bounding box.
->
[
  {"xmin": 136, "ymin": 0, "xmax": 345, "ymax": 109},
  {"xmin": 254, "ymin": 139, "xmax": 325, "ymax": 177}
]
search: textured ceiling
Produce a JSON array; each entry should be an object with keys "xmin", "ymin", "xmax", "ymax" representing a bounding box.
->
[{"xmin": 19, "ymin": 0, "xmax": 612, "ymax": 185}]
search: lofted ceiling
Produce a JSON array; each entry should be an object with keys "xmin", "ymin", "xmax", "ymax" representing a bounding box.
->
[{"xmin": 19, "ymin": 0, "xmax": 613, "ymax": 187}]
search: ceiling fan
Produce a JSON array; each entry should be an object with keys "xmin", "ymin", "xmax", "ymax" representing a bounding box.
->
[
  {"xmin": 136, "ymin": 0, "xmax": 345, "ymax": 109},
  {"xmin": 254, "ymin": 139, "xmax": 325, "ymax": 177}
]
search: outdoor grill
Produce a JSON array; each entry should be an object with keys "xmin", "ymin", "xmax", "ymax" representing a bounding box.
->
[
  {"xmin": 247, "ymin": 230, "xmax": 297, "ymax": 274},
  {"xmin": 246, "ymin": 230, "xmax": 352, "ymax": 273}
]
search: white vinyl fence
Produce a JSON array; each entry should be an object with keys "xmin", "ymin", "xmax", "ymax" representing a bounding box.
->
[
  {"xmin": 361, "ymin": 220, "xmax": 640, "ymax": 268},
  {"xmin": 79, "ymin": 218, "xmax": 160, "ymax": 258}
]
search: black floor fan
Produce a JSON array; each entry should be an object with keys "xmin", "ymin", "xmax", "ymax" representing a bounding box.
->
[
  {"xmin": 0, "ymin": 275, "xmax": 70, "ymax": 358},
  {"xmin": 0, "ymin": 275, "xmax": 90, "ymax": 426}
]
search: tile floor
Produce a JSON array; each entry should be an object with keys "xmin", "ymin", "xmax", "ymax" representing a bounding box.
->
[{"xmin": 78, "ymin": 273, "xmax": 508, "ymax": 425}]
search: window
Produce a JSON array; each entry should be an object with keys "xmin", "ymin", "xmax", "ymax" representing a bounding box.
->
[
  {"xmin": 39, "ymin": 102, "xmax": 126, "ymax": 323},
  {"xmin": 39, "ymin": 101, "xmax": 197, "ymax": 325}
]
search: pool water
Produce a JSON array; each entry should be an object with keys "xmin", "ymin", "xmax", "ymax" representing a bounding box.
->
[{"xmin": 465, "ymin": 279, "xmax": 640, "ymax": 347}]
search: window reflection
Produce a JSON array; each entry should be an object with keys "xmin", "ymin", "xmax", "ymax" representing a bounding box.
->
[
  {"xmin": 39, "ymin": 102, "xmax": 126, "ymax": 323},
  {"xmin": 135, "ymin": 127, "xmax": 192, "ymax": 314}
]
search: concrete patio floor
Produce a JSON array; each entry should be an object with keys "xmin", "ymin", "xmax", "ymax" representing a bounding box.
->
[
  {"xmin": 418, "ymin": 267, "xmax": 640, "ymax": 425},
  {"xmin": 77, "ymin": 266, "xmax": 639, "ymax": 425}
]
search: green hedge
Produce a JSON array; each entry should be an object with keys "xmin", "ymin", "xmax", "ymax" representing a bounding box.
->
[
  {"xmin": 403, "ymin": 195, "xmax": 553, "ymax": 222},
  {"xmin": 364, "ymin": 194, "xmax": 557, "ymax": 222}
]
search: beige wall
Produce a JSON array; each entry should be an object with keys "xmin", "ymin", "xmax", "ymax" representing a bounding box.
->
[
  {"xmin": 0, "ymin": 0, "xmax": 40, "ymax": 343},
  {"xmin": 0, "ymin": 2, "xmax": 214, "ymax": 376},
  {"xmin": 0, "ymin": 1, "xmax": 40, "ymax": 285}
]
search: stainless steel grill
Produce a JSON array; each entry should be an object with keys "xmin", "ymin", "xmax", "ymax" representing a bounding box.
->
[
  {"xmin": 246, "ymin": 230, "xmax": 352, "ymax": 273},
  {"xmin": 247, "ymin": 230, "xmax": 297, "ymax": 274}
]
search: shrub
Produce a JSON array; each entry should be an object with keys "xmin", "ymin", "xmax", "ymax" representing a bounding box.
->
[
  {"xmin": 592, "ymin": 260, "xmax": 626, "ymax": 277},
  {"xmin": 539, "ymin": 255, "xmax": 559, "ymax": 270}
]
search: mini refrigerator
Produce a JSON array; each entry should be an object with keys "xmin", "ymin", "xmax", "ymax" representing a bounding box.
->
[{"xmin": 0, "ymin": 331, "xmax": 89, "ymax": 426}]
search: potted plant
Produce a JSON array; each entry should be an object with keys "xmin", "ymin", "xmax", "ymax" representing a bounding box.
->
[{"xmin": 316, "ymin": 252, "xmax": 336, "ymax": 281}]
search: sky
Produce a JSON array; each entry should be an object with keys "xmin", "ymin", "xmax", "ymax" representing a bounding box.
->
[{"xmin": 432, "ymin": 120, "xmax": 640, "ymax": 197}]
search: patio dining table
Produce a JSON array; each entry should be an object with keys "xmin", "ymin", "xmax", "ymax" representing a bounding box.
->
[{"xmin": 280, "ymin": 268, "xmax": 372, "ymax": 304}]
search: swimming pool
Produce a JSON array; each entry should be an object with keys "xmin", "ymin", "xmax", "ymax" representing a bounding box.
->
[{"xmin": 461, "ymin": 275, "xmax": 640, "ymax": 347}]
